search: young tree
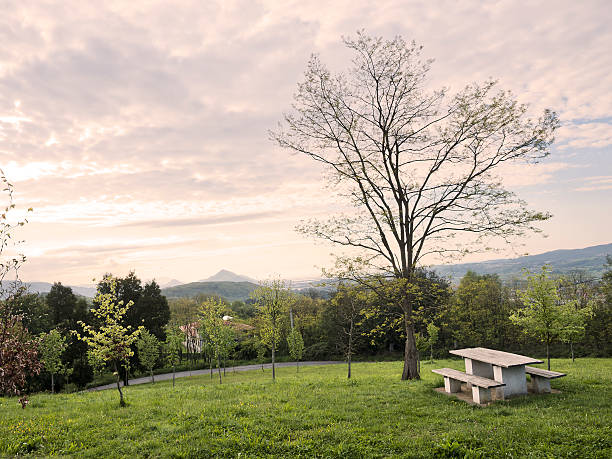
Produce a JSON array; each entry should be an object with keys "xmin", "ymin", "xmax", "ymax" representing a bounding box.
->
[
  {"xmin": 251, "ymin": 279, "xmax": 292, "ymax": 381},
  {"xmin": 272, "ymin": 32, "xmax": 558, "ymax": 380},
  {"xmin": 332, "ymin": 284, "xmax": 366, "ymax": 378},
  {"xmin": 0, "ymin": 169, "xmax": 41, "ymax": 397},
  {"xmin": 76, "ymin": 277, "xmax": 143, "ymax": 406},
  {"xmin": 510, "ymin": 266, "xmax": 566, "ymax": 370},
  {"xmin": 255, "ymin": 340, "xmax": 267, "ymax": 372},
  {"xmin": 136, "ymin": 329, "xmax": 160, "ymax": 383},
  {"xmin": 558, "ymin": 272, "xmax": 596, "ymax": 362},
  {"xmin": 414, "ymin": 332, "xmax": 428, "ymax": 374},
  {"xmin": 426, "ymin": 322, "xmax": 439, "ymax": 363},
  {"xmin": 38, "ymin": 329, "xmax": 70, "ymax": 393},
  {"xmin": 198, "ymin": 297, "xmax": 227, "ymax": 384},
  {"xmin": 163, "ymin": 325, "xmax": 184, "ymax": 387},
  {"xmin": 287, "ymin": 328, "xmax": 305, "ymax": 372},
  {"xmin": 218, "ymin": 322, "xmax": 237, "ymax": 376}
]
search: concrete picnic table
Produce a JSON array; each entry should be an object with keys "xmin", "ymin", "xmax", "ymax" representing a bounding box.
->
[{"xmin": 449, "ymin": 347, "xmax": 543, "ymax": 398}]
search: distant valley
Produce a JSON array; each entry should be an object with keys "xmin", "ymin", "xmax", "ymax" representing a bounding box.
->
[{"xmin": 17, "ymin": 243, "xmax": 612, "ymax": 299}]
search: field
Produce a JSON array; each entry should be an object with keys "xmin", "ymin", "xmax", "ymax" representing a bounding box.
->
[{"xmin": 1, "ymin": 359, "xmax": 610, "ymax": 458}]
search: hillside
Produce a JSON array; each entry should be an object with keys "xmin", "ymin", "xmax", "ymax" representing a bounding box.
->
[
  {"xmin": 0, "ymin": 360, "xmax": 610, "ymax": 457},
  {"xmin": 433, "ymin": 243, "xmax": 612, "ymax": 281},
  {"xmin": 200, "ymin": 269, "xmax": 257, "ymax": 283},
  {"xmin": 161, "ymin": 280, "xmax": 258, "ymax": 301}
]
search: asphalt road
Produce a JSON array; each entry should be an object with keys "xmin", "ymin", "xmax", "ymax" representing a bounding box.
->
[{"xmin": 88, "ymin": 360, "xmax": 343, "ymax": 391}]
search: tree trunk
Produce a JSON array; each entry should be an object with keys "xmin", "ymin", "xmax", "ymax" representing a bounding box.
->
[
  {"xmin": 172, "ymin": 365, "xmax": 175, "ymax": 388},
  {"xmin": 51, "ymin": 373, "xmax": 54, "ymax": 393},
  {"xmin": 272, "ymin": 345, "xmax": 276, "ymax": 381},
  {"xmin": 347, "ymin": 317, "xmax": 353, "ymax": 379},
  {"xmin": 430, "ymin": 342, "xmax": 433, "ymax": 363},
  {"xmin": 217, "ymin": 346, "xmax": 222, "ymax": 384},
  {"xmin": 347, "ymin": 352, "xmax": 352, "ymax": 379},
  {"xmin": 151, "ymin": 370, "xmax": 154, "ymax": 384},
  {"xmin": 296, "ymin": 361, "xmax": 299, "ymax": 373},
  {"xmin": 210, "ymin": 355, "xmax": 213, "ymax": 379},
  {"xmin": 402, "ymin": 314, "xmax": 420, "ymax": 380},
  {"xmin": 114, "ymin": 362, "xmax": 126, "ymax": 407},
  {"xmin": 570, "ymin": 341, "xmax": 575, "ymax": 362},
  {"xmin": 546, "ymin": 337, "xmax": 550, "ymax": 371}
]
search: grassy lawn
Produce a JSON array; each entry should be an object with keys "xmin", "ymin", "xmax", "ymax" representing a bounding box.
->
[{"xmin": 1, "ymin": 358, "xmax": 610, "ymax": 458}]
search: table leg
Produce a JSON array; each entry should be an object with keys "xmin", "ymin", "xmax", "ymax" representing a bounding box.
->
[{"xmin": 493, "ymin": 365, "xmax": 528, "ymax": 398}]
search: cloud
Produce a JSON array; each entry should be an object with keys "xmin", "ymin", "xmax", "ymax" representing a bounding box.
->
[
  {"xmin": 574, "ymin": 175, "xmax": 612, "ymax": 192},
  {"xmin": 1, "ymin": 0, "xmax": 611, "ymax": 282}
]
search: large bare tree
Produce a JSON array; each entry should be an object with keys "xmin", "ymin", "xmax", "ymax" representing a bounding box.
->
[{"xmin": 272, "ymin": 33, "xmax": 559, "ymax": 380}]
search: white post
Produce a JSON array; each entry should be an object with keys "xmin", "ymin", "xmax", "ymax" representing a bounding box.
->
[{"xmin": 471, "ymin": 386, "xmax": 491, "ymax": 404}]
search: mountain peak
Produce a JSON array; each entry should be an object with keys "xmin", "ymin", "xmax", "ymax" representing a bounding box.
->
[{"xmin": 200, "ymin": 270, "xmax": 257, "ymax": 283}]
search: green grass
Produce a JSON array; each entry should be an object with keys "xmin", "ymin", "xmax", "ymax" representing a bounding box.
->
[{"xmin": 1, "ymin": 359, "xmax": 611, "ymax": 458}]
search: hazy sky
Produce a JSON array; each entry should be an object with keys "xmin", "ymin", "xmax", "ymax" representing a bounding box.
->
[{"xmin": 1, "ymin": 0, "xmax": 611, "ymax": 284}]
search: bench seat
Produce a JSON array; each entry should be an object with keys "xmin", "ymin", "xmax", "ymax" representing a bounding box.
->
[
  {"xmin": 432, "ymin": 368, "xmax": 505, "ymax": 404},
  {"xmin": 524, "ymin": 366, "xmax": 566, "ymax": 393}
]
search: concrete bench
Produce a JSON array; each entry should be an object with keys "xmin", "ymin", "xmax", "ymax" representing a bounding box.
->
[
  {"xmin": 525, "ymin": 366, "xmax": 566, "ymax": 393},
  {"xmin": 432, "ymin": 368, "xmax": 505, "ymax": 404}
]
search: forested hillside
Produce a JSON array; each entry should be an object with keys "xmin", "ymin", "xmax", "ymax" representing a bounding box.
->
[
  {"xmin": 161, "ymin": 281, "xmax": 258, "ymax": 301},
  {"xmin": 433, "ymin": 243, "xmax": 612, "ymax": 281}
]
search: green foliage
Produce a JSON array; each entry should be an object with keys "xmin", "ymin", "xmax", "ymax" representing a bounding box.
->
[
  {"xmin": 509, "ymin": 266, "xmax": 588, "ymax": 369},
  {"xmin": 426, "ymin": 322, "xmax": 439, "ymax": 363},
  {"xmin": 38, "ymin": 329, "xmax": 71, "ymax": 392},
  {"xmin": 76, "ymin": 277, "xmax": 143, "ymax": 405},
  {"xmin": 136, "ymin": 330, "xmax": 160, "ymax": 382},
  {"xmin": 163, "ymin": 325, "xmax": 183, "ymax": 368},
  {"xmin": 287, "ymin": 329, "xmax": 304, "ymax": 369},
  {"xmin": 199, "ymin": 297, "xmax": 230, "ymax": 382},
  {"xmin": 163, "ymin": 281, "xmax": 258, "ymax": 302},
  {"xmin": 445, "ymin": 271, "xmax": 516, "ymax": 349},
  {"xmin": 251, "ymin": 279, "xmax": 291, "ymax": 350},
  {"xmin": 251, "ymin": 279, "xmax": 293, "ymax": 380}
]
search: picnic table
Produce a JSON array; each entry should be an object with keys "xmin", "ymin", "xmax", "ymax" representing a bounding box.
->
[
  {"xmin": 450, "ymin": 347, "xmax": 542, "ymax": 398},
  {"xmin": 432, "ymin": 347, "xmax": 566, "ymax": 405}
]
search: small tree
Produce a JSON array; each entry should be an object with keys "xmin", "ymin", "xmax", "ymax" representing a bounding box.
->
[
  {"xmin": 38, "ymin": 329, "xmax": 70, "ymax": 393},
  {"xmin": 0, "ymin": 169, "xmax": 40, "ymax": 397},
  {"xmin": 426, "ymin": 322, "xmax": 439, "ymax": 363},
  {"xmin": 558, "ymin": 273, "xmax": 596, "ymax": 362},
  {"xmin": 163, "ymin": 325, "xmax": 184, "ymax": 387},
  {"xmin": 558, "ymin": 301, "xmax": 593, "ymax": 363},
  {"xmin": 137, "ymin": 330, "xmax": 160, "ymax": 384},
  {"xmin": 332, "ymin": 284, "xmax": 366, "ymax": 379},
  {"xmin": 287, "ymin": 328, "xmax": 305, "ymax": 372},
  {"xmin": 251, "ymin": 279, "xmax": 292, "ymax": 380},
  {"xmin": 255, "ymin": 340, "xmax": 266, "ymax": 372},
  {"xmin": 76, "ymin": 277, "xmax": 143, "ymax": 406},
  {"xmin": 414, "ymin": 332, "xmax": 429, "ymax": 373},
  {"xmin": 510, "ymin": 266, "xmax": 565, "ymax": 370},
  {"xmin": 198, "ymin": 297, "xmax": 226, "ymax": 384},
  {"xmin": 218, "ymin": 323, "xmax": 237, "ymax": 376}
]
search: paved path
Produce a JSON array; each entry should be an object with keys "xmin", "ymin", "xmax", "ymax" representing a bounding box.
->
[{"xmin": 88, "ymin": 361, "xmax": 342, "ymax": 391}]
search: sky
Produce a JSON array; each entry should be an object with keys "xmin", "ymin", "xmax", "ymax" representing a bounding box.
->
[{"xmin": 1, "ymin": 0, "xmax": 611, "ymax": 285}]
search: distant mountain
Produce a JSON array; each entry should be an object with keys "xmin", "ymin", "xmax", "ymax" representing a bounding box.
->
[
  {"xmin": 1, "ymin": 281, "xmax": 97, "ymax": 298},
  {"xmin": 199, "ymin": 269, "xmax": 257, "ymax": 283},
  {"xmin": 162, "ymin": 281, "xmax": 258, "ymax": 302},
  {"xmin": 158, "ymin": 279, "xmax": 183, "ymax": 288},
  {"xmin": 432, "ymin": 243, "xmax": 612, "ymax": 282}
]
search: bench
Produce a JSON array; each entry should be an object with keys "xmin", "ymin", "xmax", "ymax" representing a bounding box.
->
[
  {"xmin": 432, "ymin": 368, "xmax": 505, "ymax": 404},
  {"xmin": 525, "ymin": 366, "xmax": 566, "ymax": 393}
]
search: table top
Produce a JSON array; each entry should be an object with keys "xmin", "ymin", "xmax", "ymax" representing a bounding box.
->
[{"xmin": 450, "ymin": 347, "xmax": 543, "ymax": 368}]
